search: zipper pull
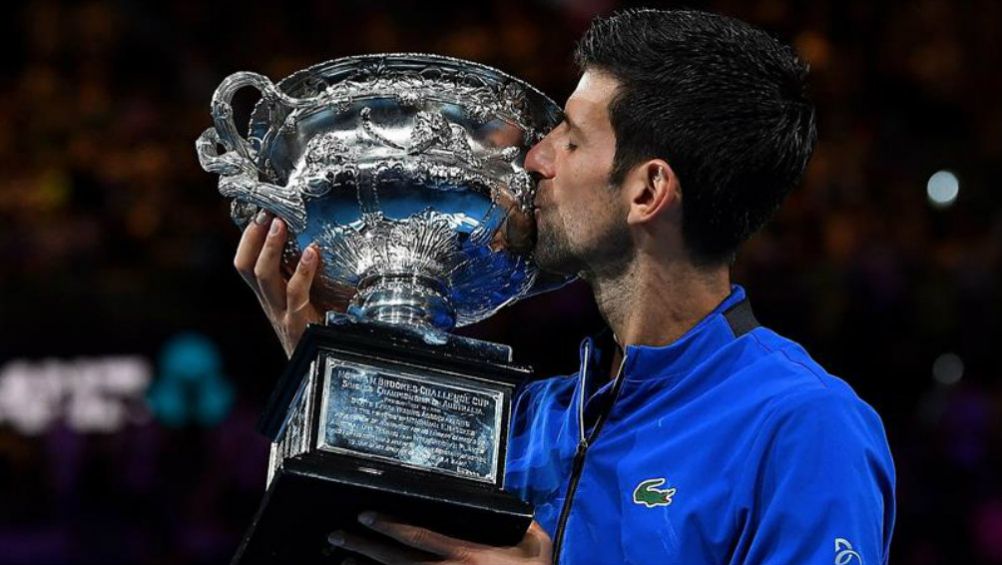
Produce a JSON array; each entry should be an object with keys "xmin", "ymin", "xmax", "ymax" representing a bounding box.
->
[{"xmin": 576, "ymin": 338, "xmax": 594, "ymax": 451}]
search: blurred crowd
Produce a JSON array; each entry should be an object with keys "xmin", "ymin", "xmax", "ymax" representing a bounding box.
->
[{"xmin": 1, "ymin": 0, "xmax": 1001, "ymax": 563}]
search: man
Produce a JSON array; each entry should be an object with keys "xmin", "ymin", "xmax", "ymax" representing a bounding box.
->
[{"xmin": 234, "ymin": 9, "xmax": 895, "ymax": 564}]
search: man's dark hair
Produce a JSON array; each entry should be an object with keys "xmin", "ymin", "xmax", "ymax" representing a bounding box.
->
[{"xmin": 575, "ymin": 9, "xmax": 817, "ymax": 265}]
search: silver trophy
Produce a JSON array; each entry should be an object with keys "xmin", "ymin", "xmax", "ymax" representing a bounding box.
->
[
  {"xmin": 197, "ymin": 54, "xmax": 564, "ymax": 564},
  {"xmin": 197, "ymin": 52, "xmax": 562, "ymax": 335}
]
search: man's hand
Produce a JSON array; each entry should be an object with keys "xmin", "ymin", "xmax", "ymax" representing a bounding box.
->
[
  {"xmin": 234, "ymin": 210, "xmax": 323, "ymax": 357},
  {"xmin": 328, "ymin": 513, "xmax": 552, "ymax": 565}
]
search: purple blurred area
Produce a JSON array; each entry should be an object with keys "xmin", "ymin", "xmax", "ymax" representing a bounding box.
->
[{"xmin": 1, "ymin": 0, "xmax": 1000, "ymax": 563}]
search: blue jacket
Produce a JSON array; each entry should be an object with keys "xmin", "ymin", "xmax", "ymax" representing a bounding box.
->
[{"xmin": 505, "ymin": 286, "xmax": 895, "ymax": 564}]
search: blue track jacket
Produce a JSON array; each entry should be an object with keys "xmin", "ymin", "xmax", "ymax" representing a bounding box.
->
[{"xmin": 505, "ymin": 286, "xmax": 895, "ymax": 564}]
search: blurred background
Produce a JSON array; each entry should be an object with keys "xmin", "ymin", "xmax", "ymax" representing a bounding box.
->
[{"xmin": 1, "ymin": 0, "xmax": 1000, "ymax": 563}]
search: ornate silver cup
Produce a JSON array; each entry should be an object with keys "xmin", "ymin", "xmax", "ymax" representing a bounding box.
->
[{"xmin": 196, "ymin": 53, "xmax": 563, "ymax": 334}]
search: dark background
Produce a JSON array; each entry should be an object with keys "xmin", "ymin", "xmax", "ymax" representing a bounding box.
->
[{"xmin": 1, "ymin": 0, "xmax": 1000, "ymax": 563}]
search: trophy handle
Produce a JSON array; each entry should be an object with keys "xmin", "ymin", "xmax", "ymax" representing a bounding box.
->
[
  {"xmin": 210, "ymin": 71, "xmax": 323, "ymax": 165},
  {"xmin": 195, "ymin": 126, "xmax": 250, "ymax": 177},
  {"xmin": 195, "ymin": 125, "xmax": 309, "ymax": 232},
  {"xmin": 197, "ymin": 72, "xmax": 328, "ymax": 233}
]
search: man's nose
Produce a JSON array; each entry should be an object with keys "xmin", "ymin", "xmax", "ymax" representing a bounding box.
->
[{"xmin": 524, "ymin": 136, "xmax": 555, "ymax": 180}]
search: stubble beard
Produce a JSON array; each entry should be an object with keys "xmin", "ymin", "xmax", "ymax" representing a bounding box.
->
[
  {"xmin": 533, "ymin": 209, "xmax": 632, "ymax": 280},
  {"xmin": 534, "ymin": 216, "xmax": 581, "ymax": 276}
]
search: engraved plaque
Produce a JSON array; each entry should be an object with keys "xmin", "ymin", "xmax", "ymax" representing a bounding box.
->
[{"xmin": 318, "ymin": 357, "xmax": 504, "ymax": 483}]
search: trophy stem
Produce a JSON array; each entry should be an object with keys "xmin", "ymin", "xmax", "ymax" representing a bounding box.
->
[{"xmin": 352, "ymin": 274, "xmax": 456, "ymax": 331}]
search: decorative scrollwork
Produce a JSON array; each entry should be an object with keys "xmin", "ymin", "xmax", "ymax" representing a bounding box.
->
[
  {"xmin": 317, "ymin": 209, "xmax": 461, "ymax": 282},
  {"xmin": 316, "ymin": 64, "xmax": 539, "ymax": 131},
  {"xmin": 296, "ymin": 133, "xmax": 360, "ymax": 197},
  {"xmin": 359, "ymin": 107, "xmax": 484, "ymax": 168}
]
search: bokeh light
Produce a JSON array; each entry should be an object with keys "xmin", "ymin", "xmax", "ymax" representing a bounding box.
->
[
  {"xmin": 927, "ymin": 170, "xmax": 960, "ymax": 208},
  {"xmin": 932, "ymin": 352, "xmax": 964, "ymax": 385}
]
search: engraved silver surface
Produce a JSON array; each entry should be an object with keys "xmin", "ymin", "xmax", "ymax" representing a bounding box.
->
[
  {"xmin": 197, "ymin": 53, "xmax": 566, "ymax": 330},
  {"xmin": 318, "ymin": 358, "xmax": 503, "ymax": 483}
]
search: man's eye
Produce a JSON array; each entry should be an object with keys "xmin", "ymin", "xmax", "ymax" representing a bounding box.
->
[{"xmin": 565, "ymin": 141, "xmax": 578, "ymax": 151}]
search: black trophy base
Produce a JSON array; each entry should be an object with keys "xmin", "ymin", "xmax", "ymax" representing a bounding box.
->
[
  {"xmin": 232, "ymin": 453, "xmax": 533, "ymax": 565},
  {"xmin": 234, "ymin": 319, "xmax": 537, "ymax": 565}
]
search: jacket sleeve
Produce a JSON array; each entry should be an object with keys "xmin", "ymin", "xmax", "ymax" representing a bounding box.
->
[{"xmin": 735, "ymin": 389, "xmax": 896, "ymax": 565}]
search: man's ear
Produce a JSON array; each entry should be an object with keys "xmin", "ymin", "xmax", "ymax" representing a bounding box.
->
[{"xmin": 625, "ymin": 159, "xmax": 680, "ymax": 226}]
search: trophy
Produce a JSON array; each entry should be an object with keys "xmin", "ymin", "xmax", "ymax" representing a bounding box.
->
[{"xmin": 196, "ymin": 53, "xmax": 564, "ymax": 564}]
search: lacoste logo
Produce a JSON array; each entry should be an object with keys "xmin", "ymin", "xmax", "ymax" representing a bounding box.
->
[
  {"xmin": 835, "ymin": 538, "xmax": 862, "ymax": 564},
  {"xmin": 632, "ymin": 478, "xmax": 676, "ymax": 508}
]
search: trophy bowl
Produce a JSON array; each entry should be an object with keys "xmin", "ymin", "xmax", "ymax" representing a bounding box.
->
[{"xmin": 196, "ymin": 53, "xmax": 564, "ymax": 332}]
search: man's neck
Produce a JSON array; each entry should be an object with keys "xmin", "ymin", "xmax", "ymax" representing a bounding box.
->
[{"xmin": 585, "ymin": 255, "xmax": 732, "ymax": 352}]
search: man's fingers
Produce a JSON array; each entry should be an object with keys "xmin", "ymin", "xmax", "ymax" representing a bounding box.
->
[
  {"xmin": 234, "ymin": 209, "xmax": 272, "ymax": 288},
  {"xmin": 328, "ymin": 529, "xmax": 436, "ymax": 565},
  {"xmin": 253, "ymin": 216, "xmax": 290, "ymax": 312},
  {"xmin": 287, "ymin": 245, "xmax": 320, "ymax": 315},
  {"xmin": 356, "ymin": 513, "xmax": 479, "ymax": 559},
  {"xmin": 522, "ymin": 521, "xmax": 553, "ymax": 555}
]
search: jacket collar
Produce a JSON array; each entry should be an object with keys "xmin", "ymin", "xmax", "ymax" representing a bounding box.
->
[{"xmin": 581, "ymin": 285, "xmax": 757, "ymax": 385}]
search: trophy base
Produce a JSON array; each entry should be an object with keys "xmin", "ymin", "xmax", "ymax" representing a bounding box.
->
[
  {"xmin": 234, "ymin": 321, "xmax": 535, "ymax": 565},
  {"xmin": 231, "ymin": 453, "xmax": 532, "ymax": 565}
]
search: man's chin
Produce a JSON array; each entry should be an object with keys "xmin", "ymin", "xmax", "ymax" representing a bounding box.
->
[{"xmin": 532, "ymin": 247, "xmax": 580, "ymax": 277}]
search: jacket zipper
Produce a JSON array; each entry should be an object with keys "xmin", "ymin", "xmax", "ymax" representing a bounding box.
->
[{"xmin": 551, "ymin": 348, "xmax": 628, "ymax": 563}]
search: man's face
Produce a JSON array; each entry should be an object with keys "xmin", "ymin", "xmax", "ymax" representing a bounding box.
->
[{"xmin": 526, "ymin": 70, "xmax": 631, "ymax": 277}]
